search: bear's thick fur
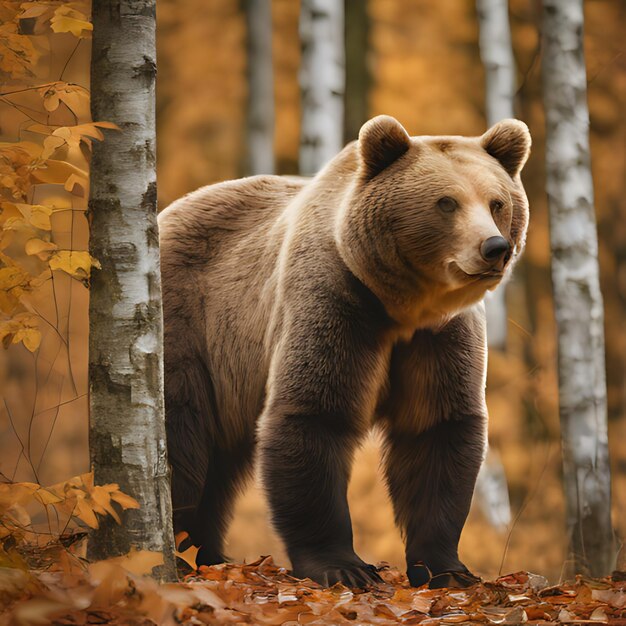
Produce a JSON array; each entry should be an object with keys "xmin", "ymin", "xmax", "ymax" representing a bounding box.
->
[{"xmin": 158, "ymin": 115, "xmax": 531, "ymax": 588}]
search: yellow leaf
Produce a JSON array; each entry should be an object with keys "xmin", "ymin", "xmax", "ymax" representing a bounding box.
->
[
  {"xmin": 50, "ymin": 5, "xmax": 92, "ymax": 38},
  {"xmin": 90, "ymin": 487, "xmax": 122, "ymax": 524},
  {"xmin": 8, "ymin": 204, "xmax": 53, "ymax": 231},
  {"xmin": 49, "ymin": 250, "xmax": 100, "ymax": 280},
  {"xmin": 25, "ymin": 238, "xmax": 58, "ymax": 260},
  {"xmin": 109, "ymin": 491, "xmax": 140, "ymax": 511},
  {"xmin": 34, "ymin": 488, "xmax": 64, "ymax": 506},
  {"xmin": 28, "ymin": 205, "xmax": 53, "ymax": 231},
  {"xmin": 41, "ymin": 135, "xmax": 66, "ymax": 160},
  {"xmin": 13, "ymin": 325, "xmax": 41, "ymax": 352},
  {"xmin": 31, "ymin": 160, "xmax": 88, "ymax": 194},
  {"xmin": 0, "ymin": 312, "xmax": 41, "ymax": 352},
  {"xmin": 175, "ymin": 543, "xmax": 199, "ymax": 571},
  {"xmin": 103, "ymin": 548, "xmax": 164, "ymax": 576},
  {"xmin": 74, "ymin": 495, "xmax": 99, "ymax": 529}
]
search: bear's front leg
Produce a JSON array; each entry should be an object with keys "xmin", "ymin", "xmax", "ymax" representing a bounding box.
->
[
  {"xmin": 381, "ymin": 307, "xmax": 490, "ymax": 588},
  {"xmin": 260, "ymin": 409, "xmax": 381, "ymax": 587},
  {"xmin": 258, "ymin": 286, "xmax": 391, "ymax": 588},
  {"xmin": 383, "ymin": 416, "xmax": 485, "ymax": 588}
]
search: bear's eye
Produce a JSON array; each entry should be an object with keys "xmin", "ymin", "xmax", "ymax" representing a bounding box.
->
[
  {"xmin": 437, "ymin": 196, "xmax": 458, "ymax": 213},
  {"xmin": 490, "ymin": 199, "xmax": 504, "ymax": 213}
]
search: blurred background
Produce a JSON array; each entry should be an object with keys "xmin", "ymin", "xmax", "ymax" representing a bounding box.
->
[{"xmin": 1, "ymin": 0, "xmax": 625, "ymax": 582}]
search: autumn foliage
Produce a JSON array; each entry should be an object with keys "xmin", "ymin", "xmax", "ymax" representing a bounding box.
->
[
  {"xmin": 0, "ymin": 1, "xmax": 103, "ymax": 353},
  {"xmin": 2, "ymin": 0, "xmax": 626, "ymax": 623}
]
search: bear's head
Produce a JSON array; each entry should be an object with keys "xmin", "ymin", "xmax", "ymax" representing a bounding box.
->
[{"xmin": 336, "ymin": 115, "xmax": 531, "ymax": 329}]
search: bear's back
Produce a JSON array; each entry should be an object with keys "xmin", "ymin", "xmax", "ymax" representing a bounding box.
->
[
  {"xmin": 158, "ymin": 175, "xmax": 308, "ymax": 266},
  {"xmin": 159, "ymin": 175, "xmax": 310, "ymax": 438}
]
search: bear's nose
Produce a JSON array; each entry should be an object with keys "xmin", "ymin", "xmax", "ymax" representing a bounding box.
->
[{"xmin": 480, "ymin": 236, "xmax": 510, "ymax": 262}]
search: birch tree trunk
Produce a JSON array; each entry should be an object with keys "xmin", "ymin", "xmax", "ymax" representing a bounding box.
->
[
  {"xmin": 477, "ymin": 0, "xmax": 516, "ymax": 351},
  {"xmin": 542, "ymin": 0, "xmax": 614, "ymax": 577},
  {"xmin": 474, "ymin": 0, "xmax": 515, "ymax": 532},
  {"xmin": 245, "ymin": 0, "xmax": 274, "ymax": 175},
  {"xmin": 88, "ymin": 0, "xmax": 177, "ymax": 581},
  {"xmin": 299, "ymin": 0, "xmax": 345, "ymax": 175}
]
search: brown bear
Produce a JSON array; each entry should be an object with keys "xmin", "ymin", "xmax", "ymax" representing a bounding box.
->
[{"xmin": 158, "ymin": 115, "xmax": 531, "ymax": 589}]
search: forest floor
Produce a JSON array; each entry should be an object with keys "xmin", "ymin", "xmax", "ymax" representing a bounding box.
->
[{"xmin": 2, "ymin": 555, "xmax": 626, "ymax": 625}]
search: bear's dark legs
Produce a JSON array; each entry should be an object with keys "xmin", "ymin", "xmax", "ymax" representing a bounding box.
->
[
  {"xmin": 192, "ymin": 434, "xmax": 256, "ymax": 565},
  {"xmin": 170, "ymin": 426, "xmax": 255, "ymax": 565},
  {"xmin": 260, "ymin": 413, "xmax": 381, "ymax": 587},
  {"xmin": 383, "ymin": 415, "xmax": 486, "ymax": 588},
  {"xmin": 165, "ymin": 359, "xmax": 255, "ymax": 567},
  {"xmin": 167, "ymin": 402, "xmax": 211, "ymax": 546}
]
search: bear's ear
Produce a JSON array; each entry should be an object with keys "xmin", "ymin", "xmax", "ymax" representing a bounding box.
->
[
  {"xmin": 358, "ymin": 115, "xmax": 411, "ymax": 180},
  {"xmin": 481, "ymin": 119, "xmax": 531, "ymax": 178}
]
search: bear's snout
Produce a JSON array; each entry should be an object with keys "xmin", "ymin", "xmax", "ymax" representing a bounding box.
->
[{"xmin": 480, "ymin": 236, "xmax": 510, "ymax": 266}]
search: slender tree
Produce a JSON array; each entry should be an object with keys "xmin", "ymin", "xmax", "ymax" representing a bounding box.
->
[
  {"xmin": 245, "ymin": 0, "xmax": 275, "ymax": 175},
  {"xmin": 542, "ymin": 0, "xmax": 614, "ymax": 576},
  {"xmin": 473, "ymin": 0, "xmax": 516, "ymax": 532},
  {"xmin": 477, "ymin": 0, "xmax": 516, "ymax": 351},
  {"xmin": 88, "ymin": 0, "xmax": 177, "ymax": 580},
  {"xmin": 299, "ymin": 0, "xmax": 345, "ymax": 175}
]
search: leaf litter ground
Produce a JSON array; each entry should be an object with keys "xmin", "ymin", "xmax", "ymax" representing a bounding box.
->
[{"xmin": 3, "ymin": 554, "xmax": 626, "ymax": 625}]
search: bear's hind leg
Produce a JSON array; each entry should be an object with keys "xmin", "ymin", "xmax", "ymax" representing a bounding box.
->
[
  {"xmin": 166, "ymin": 357, "xmax": 255, "ymax": 567},
  {"xmin": 192, "ymin": 434, "xmax": 256, "ymax": 566},
  {"xmin": 382, "ymin": 417, "xmax": 485, "ymax": 588}
]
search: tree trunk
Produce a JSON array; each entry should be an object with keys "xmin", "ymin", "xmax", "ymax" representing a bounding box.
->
[
  {"xmin": 542, "ymin": 0, "xmax": 614, "ymax": 577},
  {"xmin": 477, "ymin": 0, "xmax": 516, "ymax": 351},
  {"xmin": 88, "ymin": 0, "xmax": 177, "ymax": 581},
  {"xmin": 474, "ymin": 0, "xmax": 515, "ymax": 532},
  {"xmin": 245, "ymin": 0, "xmax": 275, "ymax": 175},
  {"xmin": 299, "ymin": 0, "xmax": 345, "ymax": 175}
]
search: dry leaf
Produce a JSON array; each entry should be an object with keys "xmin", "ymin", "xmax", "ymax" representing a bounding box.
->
[
  {"xmin": 101, "ymin": 548, "xmax": 165, "ymax": 577},
  {"xmin": 48, "ymin": 250, "xmax": 101, "ymax": 280},
  {"xmin": 50, "ymin": 5, "xmax": 92, "ymax": 37}
]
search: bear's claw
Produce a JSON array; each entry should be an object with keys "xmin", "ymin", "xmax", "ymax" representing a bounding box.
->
[
  {"xmin": 293, "ymin": 556, "xmax": 382, "ymax": 589},
  {"xmin": 408, "ymin": 561, "xmax": 481, "ymax": 588},
  {"xmin": 321, "ymin": 564, "xmax": 382, "ymax": 588}
]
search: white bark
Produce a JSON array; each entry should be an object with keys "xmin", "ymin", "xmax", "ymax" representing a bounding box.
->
[
  {"xmin": 474, "ymin": 448, "xmax": 511, "ymax": 531},
  {"xmin": 245, "ymin": 0, "xmax": 275, "ymax": 175},
  {"xmin": 542, "ymin": 0, "xmax": 614, "ymax": 576},
  {"xmin": 299, "ymin": 0, "xmax": 345, "ymax": 175},
  {"xmin": 88, "ymin": 0, "xmax": 176, "ymax": 580},
  {"xmin": 475, "ymin": 0, "xmax": 514, "ymax": 532},
  {"xmin": 477, "ymin": 0, "xmax": 516, "ymax": 351}
]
